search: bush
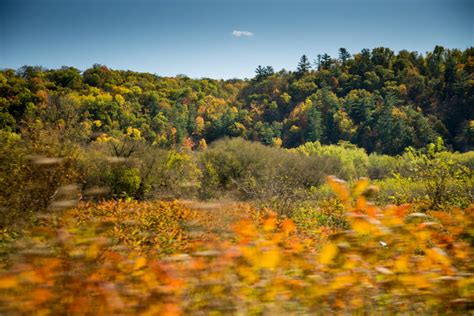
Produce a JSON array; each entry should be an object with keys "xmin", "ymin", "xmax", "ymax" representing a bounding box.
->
[
  {"xmin": 292, "ymin": 198, "xmax": 349, "ymax": 235},
  {"xmin": 157, "ymin": 150, "xmax": 202, "ymax": 198},
  {"xmin": 291, "ymin": 141, "xmax": 369, "ymax": 180},
  {"xmin": 0, "ymin": 129, "xmax": 84, "ymax": 226},
  {"xmin": 105, "ymin": 166, "xmax": 141, "ymax": 198},
  {"xmin": 373, "ymin": 177, "xmax": 427, "ymax": 206},
  {"xmin": 77, "ymin": 142, "xmax": 142, "ymax": 199},
  {"xmin": 368, "ymin": 153, "xmax": 397, "ymax": 179},
  {"xmin": 395, "ymin": 145, "xmax": 473, "ymax": 209},
  {"xmin": 199, "ymin": 138, "xmax": 341, "ymax": 215},
  {"xmin": 69, "ymin": 200, "xmax": 197, "ymax": 254}
]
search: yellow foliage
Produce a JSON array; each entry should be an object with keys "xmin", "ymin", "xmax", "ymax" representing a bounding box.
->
[
  {"xmin": 198, "ymin": 138, "xmax": 207, "ymax": 150},
  {"xmin": 0, "ymin": 276, "xmax": 18, "ymax": 289},
  {"xmin": 319, "ymin": 243, "xmax": 338, "ymax": 265},
  {"xmin": 352, "ymin": 177, "xmax": 369, "ymax": 197},
  {"xmin": 262, "ymin": 214, "xmax": 277, "ymax": 232},
  {"xmin": 114, "ymin": 94, "xmax": 125, "ymax": 105},
  {"xmin": 259, "ymin": 249, "xmax": 280, "ymax": 270},
  {"xmin": 327, "ymin": 176, "xmax": 350, "ymax": 203},
  {"xmin": 134, "ymin": 257, "xmax": 147, "ymax": 270},
  {"xmin": 126, "ymin": 127, "xmax": 142, "ymax": 140},
  {"xmin": 0, "ymin": 178, "xmax": 472, "ymax": 314},
  {"xmin": 272, "ymin": 137, "xmax": 282, "ymax": 148}
]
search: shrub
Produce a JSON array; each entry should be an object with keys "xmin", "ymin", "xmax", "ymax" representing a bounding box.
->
[
  {"xmin": 80, "ymin": 143, "xmax": 201, "ymax": 200},
  {"xmin": 77, "ymin": 142, "xmax": 142, "ymax": 199},
  {"xmin": 292, "ymin": 198, "xmax": 349, "ymax": 235},
  {"xmin": 291, "ymin": 141, "xmax": 369, "ymax": 180},
  {"xmin": 0, "ymin": 129, "xmax": 84, "ymax": 226},
  {"xmin": 395, "ymin": 145, "xmax": 473, "ymax": 209},
  {"xmin": 199, "ymin": 138, "xmax": 341, "ymax": 215},
  {"xmin": 105, "ymin": 166, "xmax": 141, "ymax": 198},
  {"xmin": 157, "ymin": 150, "xmax": 202, "ymax": 198},
  {"xmin": 373, "ymin": 177, "xmax": 427, "ymax": 206},
  {"xmin": 368, "ymin": 153, "xmax": 397, "ymax": 179},
  {"xmin": 69, "ymin": 200, "xmax": 197, "ymax": 254}
]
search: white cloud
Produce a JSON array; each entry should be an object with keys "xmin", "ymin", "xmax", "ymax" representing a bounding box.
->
[{"xmin": 232, "ymin": 30, "xmax": 254, "ymax": 37}]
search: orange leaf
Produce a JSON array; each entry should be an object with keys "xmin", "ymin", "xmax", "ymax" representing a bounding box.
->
[
  {"xmin": 327, "ymin": 176, "xmax": 350, "ymax": 203},
  {"xmin": 263, "ymin": 215, "xmax": 277, "ymax": 232},
  {"xmin": 0, "ymin": 276, "xmax": 18, "ymax": 289},
  {"xmin": 281, "ymin": 219, "xmax": 296, "ymax": 234},
  {"xmin": 134, "ymin": 257, "xmax": 147, "ymax": 270}
]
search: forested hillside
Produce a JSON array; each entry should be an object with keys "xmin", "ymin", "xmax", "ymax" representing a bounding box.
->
[{"xmin": 1, "ymin": 46, "xmax": 473, "ymax": 154}]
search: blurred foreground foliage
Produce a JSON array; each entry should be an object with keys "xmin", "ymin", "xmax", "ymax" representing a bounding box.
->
[{"xmin": 0, "ymin": 178, "xmax": 472, "ymax": 314}]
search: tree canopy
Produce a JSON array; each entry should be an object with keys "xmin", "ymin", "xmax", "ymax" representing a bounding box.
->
[{"xmin": 0, "ymin": 46, "xmax": 472, "ymax": 154}]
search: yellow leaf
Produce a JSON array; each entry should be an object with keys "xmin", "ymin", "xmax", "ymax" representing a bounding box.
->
[
  {"xmin": 86, "ymin": 243, "xmax": 100, "ymax": 260},
  {"xmin": 352, "ymin": 177, "xmax": 369, "ymax": 197},
  {"xmin": 237, "ymin": 266, "xmax": 258, "ymax": 283},
  {"xmin": 401, "ymin": 274, "xmax": 430, "ymax": 289},
  {"xmin": 394, "ymin": 255, "xmax": 409, "ymax": 273},
  {"xmin": 331, "ymin": 274, "xmax": 354, "ymax": 290},
  {"xmin": 426, "ymin": 247, "xmax": 451, "ymax": 267},
  {"xmin": 134, "ymin": 257, "xmax": 147, "ymax": 270},
  {"xmin": 0, "ymin": 276, "xmax": 18, "ymax": 289},
  {"xmin": 352, "ymin": 217, "xmax": 374, "ymax": 234},
  {"xmin": 259, "ymin": 249, "xmax": 280, "ymax": 270},
  {"xmin": 327, "ymin": 176, "xmax": 350, "ymax": 203},
  {"xmin": 319, "ymin": 243, "xmax": 338, "ymax": 265}
]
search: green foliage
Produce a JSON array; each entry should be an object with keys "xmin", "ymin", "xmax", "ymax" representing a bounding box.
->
[
  {"xmin": 105, "ymin": 166, "xmax": 141, "ymax": 198},
  {"xmin": 373, "ymin": 177, "xmax": 427, "ymax": 206},
  {"xmin": 367, "ymin": 153, "xmax": 397, "ymax": 179},
  {"xmin": 399, "ymin": 144, "xmax": 473, "ymax": 209},
  {"xmin": 1, "ymin": 46, "xmax": 472, "ymax": 154},
  {"xmin": 292, "ymin": 198, "xmax": 349, "ymax": 235},
  {"xmin": 0, "ymin": 47, "xmax": 473, "ymax": 227},
  {"xmin": 0, "ymin": 128, "xmax": 84, "ymax": 227},
  {"xmin": 292, "ymin": 141, "xmax": 369, "ymax": 180},
  {"xmin": 199, "ymin": 138, "xmax": 341, "ymax": 215},
  {"xmin": 159, "ymin": 150, "xmax": 202, "ymax": 198},
  {"xmin": 373, "ymin": 140, "xmax": 473, "ymax": 209},
  {"xmin": 0, "ymin": 45, "xmax": 473, "ymax": 314}
]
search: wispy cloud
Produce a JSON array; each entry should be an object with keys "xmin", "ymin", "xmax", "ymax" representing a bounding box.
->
[{"xmin": 232, "ymin": 30, "xmax": 254, "ymax": 37}]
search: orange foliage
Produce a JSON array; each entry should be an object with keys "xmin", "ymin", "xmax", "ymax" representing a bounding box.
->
[{"xmin": 0, "ymin": 179, "xmax": 472, "ymax": 314}]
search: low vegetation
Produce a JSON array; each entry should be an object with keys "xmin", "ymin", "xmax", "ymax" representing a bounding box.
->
[
  {"xmin": 0, "ymin": 178, "xmax": 472, "ymax": 314},
  {"xmin": 0, "ymin": 46, "xmax": 473, "ymax": 313}
]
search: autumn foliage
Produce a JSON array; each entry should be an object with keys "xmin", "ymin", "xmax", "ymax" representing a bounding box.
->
[{"xmin": 0, "ymin": 178, "xmax": 473, "ymax": 314}]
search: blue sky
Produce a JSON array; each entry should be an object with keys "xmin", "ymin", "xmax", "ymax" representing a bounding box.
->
[{"xmin": 0, "ymin": 0, "xmax": 472, "ymax": 79}]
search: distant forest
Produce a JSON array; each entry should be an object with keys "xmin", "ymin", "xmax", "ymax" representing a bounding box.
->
[{"xmin": 1, "ymin": 46, "xmax": 472, "ymax": 154}]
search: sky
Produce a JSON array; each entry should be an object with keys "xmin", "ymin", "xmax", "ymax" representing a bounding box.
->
[{"xmin": 0, "ymin": 0, "xmax": 472, "ymax": 79}]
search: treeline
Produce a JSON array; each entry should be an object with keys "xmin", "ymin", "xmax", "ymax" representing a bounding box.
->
[{"xmin": 1, "ymin": 46, "xmax": 472, "ymax": 154}]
